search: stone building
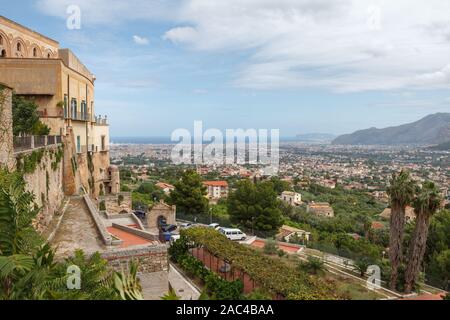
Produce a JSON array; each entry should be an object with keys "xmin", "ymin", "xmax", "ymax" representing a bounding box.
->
[
  {"xmin": 0, "ymin": 15, "xmax": 117, "ymax": 197},
  {"xmin": 307, "ymin": 202, "xmax": 335, "ymax": 218},
  {"xmin": 0, "ymin": 83, "xmax": 14, "ymax": 170},
  {"xmin": 280, "ymin": 191, "xmax": 302, "ymax": 206},
  {"xmin": 147, "ymin": 201, "xmax": 176, "ymax": 230}
]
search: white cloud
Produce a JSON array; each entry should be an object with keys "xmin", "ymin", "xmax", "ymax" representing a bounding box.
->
[
  {"xmin": 37, "ymin": 0, "xmax": 450, "ymax": 92},
  {"xmin": 163, "ymin": 27, "xmax": 198, "ymax": 44},
  {"xmin": 163, "ymin": 0, "xmax": 450, "ymax": 92},
  {"xmin": 133, "ymin": 35, "xmax": 149, "ymax": 45}
]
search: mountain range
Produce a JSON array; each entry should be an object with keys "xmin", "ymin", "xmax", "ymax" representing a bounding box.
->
[{"xmin": 332, "ymin": 113, "xmax": 450, "ymax": 146}]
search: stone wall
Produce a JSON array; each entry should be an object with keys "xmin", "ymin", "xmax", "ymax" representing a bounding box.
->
[
  {"xmin": 18, "ymin": 145, "xmax": 65, "ymax": 234},
  {"xmin": 100, "ymin": 192, "xmax": 132, "ymax": 214},
  {"xmin": 101, "ymin": 244, "xmax": 169, "ymax": 274},
  {"xmin": 147, "ymin": 202, "xmax": 176, "ymax": 229},
  {"xmin": 0, "ymin": 84, "xmax": 14, "ymax": 170}
]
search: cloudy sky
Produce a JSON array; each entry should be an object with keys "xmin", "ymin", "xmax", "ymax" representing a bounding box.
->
[{"xmin": 2, "ymin": 0, "xmax": 450, "ymax": 137}]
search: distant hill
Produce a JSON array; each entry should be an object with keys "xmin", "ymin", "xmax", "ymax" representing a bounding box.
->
[
  {"xmin": 332, "ymin": 113, "xmax": 450, "ymax": 146},
  {"xmin": 295, "ymin": 133, "xmax": 336, "ymax": 143},
  {"xmin": 429, "ymin": 141, "xmax": 450, "ymax": 151}
]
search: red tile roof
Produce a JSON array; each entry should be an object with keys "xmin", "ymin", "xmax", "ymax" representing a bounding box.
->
[{"xmin": 203, "ymin": 181, "xmax": 228, "ymax": 187}]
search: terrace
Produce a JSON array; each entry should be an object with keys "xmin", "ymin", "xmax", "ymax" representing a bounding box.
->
[{"xmin": 13, "ymin": 135, "xmax": 62, "ymax": 154}]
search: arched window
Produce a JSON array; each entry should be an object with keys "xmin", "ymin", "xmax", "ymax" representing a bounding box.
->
[
  {"xmin": 17, "ymin": 42, "xmax": 21, "ymax": 52},
  {"xmin": 47, "ymin": 53, "xmax": 51, "ymax": 58},
  {"xmin": 33, "ymin": 48, "xmax": 37, "ymax": 57},
  {"xmin": 1, "ymin": 49, "xmax": 6, "ymax": 58}
]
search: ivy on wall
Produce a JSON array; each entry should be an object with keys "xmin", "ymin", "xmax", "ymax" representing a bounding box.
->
[
  {"xmin": 51, "ymin": 145, "xmax": 64, "ymax": 171},
  {"xmin": 16, "ymin": 149, "xmax": 45, "ymax": 174}
]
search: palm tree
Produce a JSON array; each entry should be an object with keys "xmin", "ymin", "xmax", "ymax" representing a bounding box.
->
[
  {"xmin": 386, "ymin": 170, "xmax": 416, "ymax": 290},
  {"xmin": 299, "ymin": 256, "xmax": 325, "ymax": 275},
  {"xmin": 404, "ymin": 181, "xmax": 442, "ymax": 293}
]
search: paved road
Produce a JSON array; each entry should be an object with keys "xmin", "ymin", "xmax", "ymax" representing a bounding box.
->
[{"xmin": 169, "ymin": 264, "xmax": 201, "ymax": 300}]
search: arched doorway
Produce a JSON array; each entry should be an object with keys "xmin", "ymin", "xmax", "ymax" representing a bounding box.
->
[
  {"xmin": 146, "ymin": 201, "xmax": 176, "ymax": 230},
  {"xmin": 0, "ymin": 49, "xmax": 6, "ymax": 58}
]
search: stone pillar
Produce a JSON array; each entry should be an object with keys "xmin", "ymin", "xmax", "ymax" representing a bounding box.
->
[
  {"xmin": 109, "ymin": 165, "xmax": 120, "ymax": 195},
  {"xmin": 0, "ymin": 83, "xmax": 15, "ymax": 170}
]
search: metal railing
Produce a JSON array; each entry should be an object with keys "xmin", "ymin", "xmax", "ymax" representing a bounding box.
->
[
  {"xmin": 38, "ymin": 109, "xmax": 63, "ymax": 118},
  {"xmin": 14, "ymin": 135, "xmax": 62, "ymax": 153},
  {"xmin": 68, "ymin": 113, "xmax": 92, "ymax": 122}
]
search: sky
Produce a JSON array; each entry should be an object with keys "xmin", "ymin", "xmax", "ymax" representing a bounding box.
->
[{"xmin": 2, "ymin": 0, "xmax": 450, "ymax": 138}]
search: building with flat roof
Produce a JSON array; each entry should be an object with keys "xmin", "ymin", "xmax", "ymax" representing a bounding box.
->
[{"xmin": 0, "ymin": 15, "xmax": 116, "ymax": 197}]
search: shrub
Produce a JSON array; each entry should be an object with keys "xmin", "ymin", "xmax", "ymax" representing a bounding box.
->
[{"xmin": 263, "ymin": 238, "xmax": 279, "ymax": 255}]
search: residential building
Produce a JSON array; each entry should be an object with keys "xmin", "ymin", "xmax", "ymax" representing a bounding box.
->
[
  {"xmin": 280, "ymin": 191, "xmax": 302, "ymax": 206},
  {"xmin": 155, "ymin": 182, "xmax": 175, "ymax": 195},
  {"xmin": 0, "ymin": 15, "xmax": 116, "ymax": 197},
  {"xmin": 277, "ymin": 225, "xmax": 311, "ymax": 243},
  {"xmin": 380, "ymin": 206, "xmax": 416, "ymax": 222},
  {"xmin": 307, "ymin": 202, "xmax": 335, "ymax": 218},
  {"xmin": 203, "ymin": 181, "xmax": 229, "ymax": 199}
]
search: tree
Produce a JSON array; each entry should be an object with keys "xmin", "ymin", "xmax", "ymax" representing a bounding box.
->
[
  {"xmin": 404, "ymin": 182, "xmax": 442, "ymax": 293},
  {"xmin": 12, "ymin": 95, "xmax": 50, "ymax": 136},
  {"xmin": 168, "ymin": 170, "xmax": 208, "ymax": 215},
  {"xmin": 227, "ymin": 180, "xmax": 283, "ymax": 233},
  {"xmin": 299, "ymin": 256, "xmax": 325, "ymax": 275},
  {"xmin": 263, "ymin": 238, "xmax": 279, "ymax": 255},
  {"xmin": 386, "ymin": 170, "xmax": 416, "ymax": 290},
  {"xmin": 0, "ymin": 169, "xmax": 141, "ymax": 300},
  {"xmin": 353, "ymin": 258, "xmax": 372, "ymax": 277}
]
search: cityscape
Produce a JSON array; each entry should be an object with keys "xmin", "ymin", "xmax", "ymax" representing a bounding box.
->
[{"xmin": 0, "ymin": 0, "xmax": 449, "ymax": 311}]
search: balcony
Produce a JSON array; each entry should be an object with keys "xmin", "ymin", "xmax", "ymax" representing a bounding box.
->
[
  {"xmin": 95, "ymin": 115, "xmax": 108, "ymax": 126},
  {"xmin": 66, "ymin": 112, "xmax": 92, "ymax": 122},
  {"xmin": 38, "ymin": 109, "xmax": 63, "ymax": 118},
  {"xmin": 14, "ymin": 135, "xmax": 62, "ymax": 154}
]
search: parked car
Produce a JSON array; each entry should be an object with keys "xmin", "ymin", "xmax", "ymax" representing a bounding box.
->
[
  {"xmin": 170, "ymin": 234, "xmax": 180, "ymax": 244},
  {"xmin": 218, "ymin": 228, "xmax": 247, "ymax": 241},
  {"xmin": 180, "ymin": 222, "xmax": 193, "ymax": 229},
  {"xmin": 208, "ymin": 223, "xmax": 221, "ymax": 230},
  {"xmin": 134, "ymin": 210, "xmax": 146, "ymax": 220},
  {"xmin": 161, "ymin": 224, "xmax": 177, "ymax": 233}
]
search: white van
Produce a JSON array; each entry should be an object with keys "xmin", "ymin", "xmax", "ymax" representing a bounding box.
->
[{"xmin": 219, "ymin": 228, "xmax": 247, "ymax": 241}]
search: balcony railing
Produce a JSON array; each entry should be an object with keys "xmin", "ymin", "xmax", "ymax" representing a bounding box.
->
[
  {"xmin": 68, "ymin": 113, "xmax": 92, "ymax": 122},
  {"xmin": 14, "ymin": 135, "xmax": 62, "ymax": 153},
  {"xmin": 38, "ymin": 109, "xmax": 63, "ymax": 118},
  {"xmin": 95, "ymin": 115, "xmax": 108, "ymax": 126}
]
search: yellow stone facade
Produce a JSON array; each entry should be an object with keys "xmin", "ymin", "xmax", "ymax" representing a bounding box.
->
[{"xmin": 0, "ymin": 15, "xmax": 117, "ymax": 197}]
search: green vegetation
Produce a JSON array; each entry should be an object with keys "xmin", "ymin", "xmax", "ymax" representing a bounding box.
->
[
  {"xmin": 171, "ymin": 227, "xmax": 338, "ymax": 300},
  {"xmin": 228, "ymin": 180, "xmax": 283, "ymax": 234},
  {"xmin": 16, "ymin": 149, "xmax": 45, "ymax": 174},
  {"xmin": 0, "ymin": 168, "xmax": 143, "ymax": 300},
  {"xmin": 299, "ymin": 256, "xmax": 325, "ymax": 275},
  {"xmin": 168, "ymin": 170, "xmax": 209, "ymax": 215},
  {"xmin": 12, "ymin": 95, "xmax": 50, "ymax": 136},
  {"xmin": 51, "ymin": 145, "xmax": 64, "ymax": 171}
]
